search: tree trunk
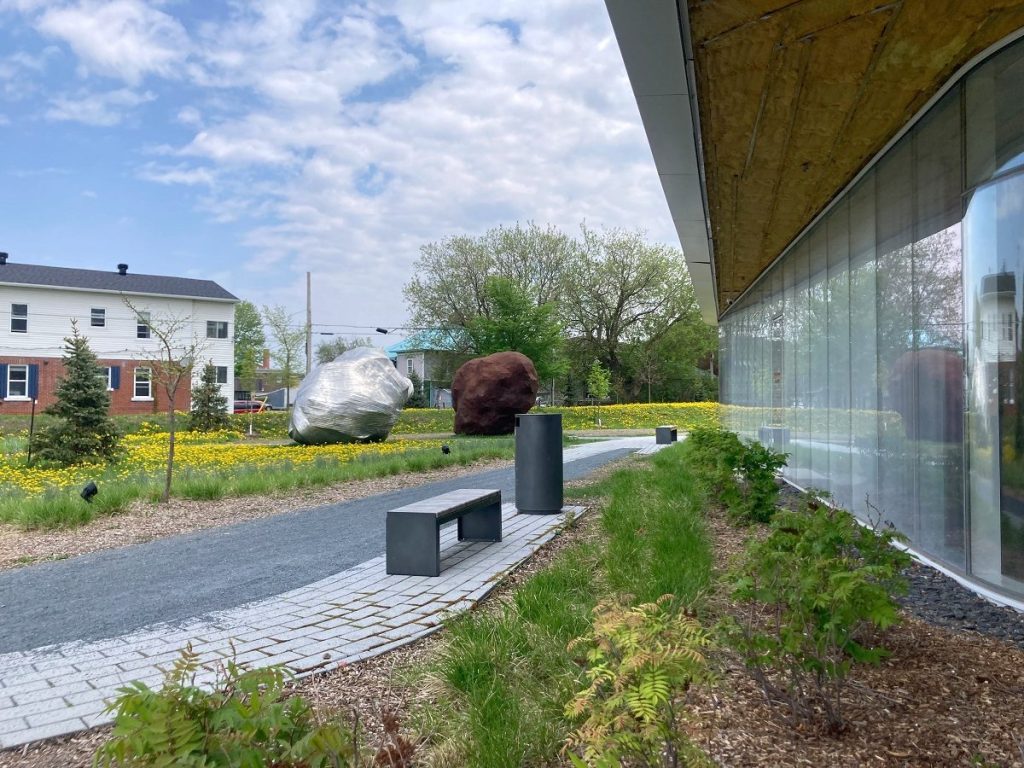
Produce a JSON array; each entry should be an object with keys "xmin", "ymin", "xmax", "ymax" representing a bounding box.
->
[{"xmin": 163, "ymin": 396, "xmax": 176, "ymax": 503}]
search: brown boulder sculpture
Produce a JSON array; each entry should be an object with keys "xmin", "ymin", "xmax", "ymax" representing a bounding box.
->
[{"xmin": 452, "ymin": 351, "xmax": 539, "ymax": 435}]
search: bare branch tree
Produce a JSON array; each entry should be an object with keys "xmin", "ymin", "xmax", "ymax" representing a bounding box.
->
[{"xmin": 124, "ymin": 297, "xmax": 207, "ymax": 503}]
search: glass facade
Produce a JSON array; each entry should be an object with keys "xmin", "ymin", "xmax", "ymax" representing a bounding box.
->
[{"xmin": 720, "ymin": 35, "xmax": 1024, "ymax": 600}]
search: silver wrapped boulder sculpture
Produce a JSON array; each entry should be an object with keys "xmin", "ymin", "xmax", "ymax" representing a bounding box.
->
[{"xmin": 289, "ymin": 347, "xmax": 413, "ymax": 445}]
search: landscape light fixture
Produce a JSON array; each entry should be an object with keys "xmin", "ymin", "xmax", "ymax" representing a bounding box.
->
[
  {"xmin": 80, "ymin": 481, "xmax": 99, "ymax": 503},
  {"xmin": 375, "ymin": 327, "xmax": 389, "ymax": 334},
  {"xmin": 441, "ymin": 444, "xmax": 451, "ymax": 455}
]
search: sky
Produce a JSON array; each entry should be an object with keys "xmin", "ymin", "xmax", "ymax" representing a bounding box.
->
[{"xmin": 0, "ymin": 0, "xmax": 675, "ymax": 346}]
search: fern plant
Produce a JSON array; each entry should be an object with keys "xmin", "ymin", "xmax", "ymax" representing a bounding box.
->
[
  {"xmin": 564, "ymin": 595, "xmax": 712, "ymax": 767},
  {"xmin": 94, "ymin": 644, "xmax": 358, "ymax": 767}
]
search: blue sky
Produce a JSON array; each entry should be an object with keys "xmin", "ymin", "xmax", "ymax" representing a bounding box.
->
[{"xmin": 0, "ymin": 0, "xmax": 674, "ymax": 344}]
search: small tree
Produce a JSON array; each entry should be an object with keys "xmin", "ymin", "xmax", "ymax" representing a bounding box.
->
[
  {"xmin": 406, "ymin": 370, "xmax": 428, "ymax": 408},
  {"xmin": 263, "ymin": 305, "xmax": 306, "ymax": 407},
  {"xmin": 586, "ymin": 359, "xmax": 612, "ymax": 426},
  {"xmin": 189, "ymin": 362, "xmax": 230, "ymax": 432},
  {"xmin": 126, "ymin": 298, "xmax": 206, "ymax": 503},
  {"xmin": 35, "ymin": 321, "xmax": 120, "ymax": 465}
]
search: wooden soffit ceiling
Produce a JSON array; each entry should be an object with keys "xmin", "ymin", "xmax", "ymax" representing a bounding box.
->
[{"xmin": 691, "ymin": 0, "xmax": 1024, "ymax": 308}]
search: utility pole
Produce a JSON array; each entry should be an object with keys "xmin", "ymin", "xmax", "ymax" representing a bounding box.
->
[{"xmin": 305, "ymin": 271, "xmax": 312, "ymax": 374}]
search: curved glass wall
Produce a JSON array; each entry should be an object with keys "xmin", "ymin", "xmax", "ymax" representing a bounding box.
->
[{"xmin": 721, "ymin": 33, "xmax": 1024, "ymax": 599}]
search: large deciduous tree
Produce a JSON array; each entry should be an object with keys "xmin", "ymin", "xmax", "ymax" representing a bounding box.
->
[
  {"xmin": 315, "ymin": 336, "xmax": 373, "ymax": 365},
  {"xmin": 403, "ymin": 221, "xmax": 575, "ymax": 329},
  {"xmin": 465, "ymin": 277, "xmax": 566, "ymax": 381},
  {"xmin": 561, "ymin": 227, "xmax": 700, "ymax": 377}
]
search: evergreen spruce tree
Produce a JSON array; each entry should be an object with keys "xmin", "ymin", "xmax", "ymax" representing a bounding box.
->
[
  {"xmin": 406, "ymin": 370, "xmax": 428, "ymax": 408},
  {"xmin": 36, "ymin": 322, "xmax": 121, "ymax": 465},
  {"xmin": 189, "ymin": 362, "xmax": 230, "ymax": 432}
]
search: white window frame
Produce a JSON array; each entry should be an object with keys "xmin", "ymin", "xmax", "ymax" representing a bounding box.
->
[
  {"xmin": 207, "ymin": 320, "xmax": 228, "ymax": 339},
  {"xmin": 7, "ymin": 364, "xmax": 28, "ymax": 399},
  {"xmin": 133, "ymin": 366, "xmax": 152, "ymax": 400},
  {"xmin": 99, "ymin": 366, "xmax": 114, "ymax": 391},
  {"xmin": 10, "ymin": 303, "xmax": 27, "ymax": 334},
  {"xmin": 91, "ymin": 307, "xmax": 106, "ymax": 328},
  {"xmin": 406, "ymin": 358, "xmax": 414, "ymax": 374},
  {"xmin": 215, "ymin": 366, "xmax": 228, "ymax": 384},
  {"xmin": 137, "ymin": 311, "xmax": 151, "ymax": 339}
]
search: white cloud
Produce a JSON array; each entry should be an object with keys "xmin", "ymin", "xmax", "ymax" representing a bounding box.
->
[
  {"xmin": 1, "ymin": 0, "xmax": 674, "ymax": 329},
  {"xmin": 138, "ymin": 162, "xmax": 215, "ymax": 186},
  {"xmin": 36, "ymin": 0, "xmax": 189, "ymax": 84},
  {"xmin": 45, "ymin": 87, "xmax": 155, "ymax": 126}
]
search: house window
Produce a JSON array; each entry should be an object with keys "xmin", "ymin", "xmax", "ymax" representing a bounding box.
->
[
  {"xmin": 215, "ymin": 366, "xmax": 228, "ymax": 384},
  {"xmin": 207, "ymin": 321, "xmax": 228, "ymax": 339},
  {"xmin": 137, "ymin": 311, "xmax": 151, "ymax": 339},
  {"xmin": 91, "ymin": 308, "xmax": 106, "ymax": 328},
  {"xmin": 406, "ymin": 358, "xmax": 414, "ymax": 374},
  {"xmin": 7, "ymin": 365, "xmax": 27, "ymax": 397},
  {"xmin": 10, "ymin": 304, "xmax": 27, "ymax": 333},
  {"xmin": 134, "ymin": 367, "xmax": 152, "ymax": 399},
  {"xmin": 1003, "ymin": 312, "xmax": 1016, "ymax": 342}
]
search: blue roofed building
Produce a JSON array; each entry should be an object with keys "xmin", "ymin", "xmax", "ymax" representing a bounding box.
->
[{"xmin": 386, "ymin": 329, "xmax": 466, "ymax": 409}]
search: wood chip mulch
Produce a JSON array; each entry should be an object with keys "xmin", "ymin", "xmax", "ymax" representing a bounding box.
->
[{"xmin": 4, "ymin": 457, "xmax": 1024, "ymax": 767}]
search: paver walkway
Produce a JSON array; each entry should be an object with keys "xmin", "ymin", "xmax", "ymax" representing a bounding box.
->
[{"xmin": 0, "ymin": 436, "xmax": 663, "ymax": 749}]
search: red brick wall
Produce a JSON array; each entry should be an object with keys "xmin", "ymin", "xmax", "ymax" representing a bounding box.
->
[{"xmin": 0, "ymin": 356, "xmax": 190, "ymax": 416}]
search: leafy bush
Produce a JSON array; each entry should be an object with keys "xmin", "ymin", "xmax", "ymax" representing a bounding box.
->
[
  {"xmin": 722, "ymin": 493, "xmax": 911, "ymax": 730},
  {"xmin": 681, "ymin": 428, "xmax": 786, "ymax": 524},
  {"xmin": 736, "ymin": 441, "xmax": 788, "ymax": 523},
  {"xmin": 94, "ymin": 645, "xmax": 358, "ymax": 767},
  {"xmin": 565, "ymin": 595, "xmax": 712, "ymax": 768}
]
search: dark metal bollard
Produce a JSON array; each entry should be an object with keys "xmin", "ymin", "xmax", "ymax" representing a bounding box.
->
[{"xmin": 515, "ymin": 413, "xmax": 563, "ymax": 514}]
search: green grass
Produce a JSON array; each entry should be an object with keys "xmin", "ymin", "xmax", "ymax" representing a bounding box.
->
[
  {"xmin": 0, "ymin": 436, "xmax": 518, "ymax": 530},
  {"xmin": 412, "ymin": 443, "xmax": 713, "ymax": 766}
]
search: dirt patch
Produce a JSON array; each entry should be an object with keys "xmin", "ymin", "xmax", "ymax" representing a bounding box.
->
[{"xmin": 0, "ymin": 458, "xmax": 512, "ymax": 572}]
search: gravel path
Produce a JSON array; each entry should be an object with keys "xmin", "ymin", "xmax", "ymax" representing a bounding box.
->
[{"xmin": 0, "ymin": 446, "xmax": 637, "ymax": 654}]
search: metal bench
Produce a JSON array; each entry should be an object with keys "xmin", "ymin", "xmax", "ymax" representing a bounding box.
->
[{"xmin": 386, "ymin": 488, "xmax": 502, "ymax": 576}]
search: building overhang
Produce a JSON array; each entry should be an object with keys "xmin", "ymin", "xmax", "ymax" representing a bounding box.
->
[
  {"xmin": 605, "ymin": 0, "xmax": 717, "ymax": 325},
  {"xmin": 606, "ymin": 0, "xmax": 1024, "ymax": 321}
]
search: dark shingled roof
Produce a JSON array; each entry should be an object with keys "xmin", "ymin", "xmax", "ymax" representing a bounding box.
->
[{"xmin": 0, "ymin": 262, "xmax": 238, "ymax": 301}]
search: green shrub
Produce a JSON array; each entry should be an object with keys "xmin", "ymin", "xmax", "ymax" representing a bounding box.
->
[
  {"xmin": 680, "ymin": 428, "xmax": 787, "ymax": 524},
  {"xmin": 564, "ymin": 595, "xmax": 712, "ymax": 768},
  {"xmin": 722, "ymin": 493, "xmax": 911, "ymax": 730},
  {"xmin": 94, "ymin": 646, "xmax": 359, "ymax": 767},
  {"xmin": 735, "ymin": 441, "xmax": 788, "ymax": 524}
]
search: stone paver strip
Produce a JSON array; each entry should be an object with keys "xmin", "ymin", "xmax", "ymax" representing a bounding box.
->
[{"xmin": 0, "ymin": 502, "xmax": 587, "ymax": 749}]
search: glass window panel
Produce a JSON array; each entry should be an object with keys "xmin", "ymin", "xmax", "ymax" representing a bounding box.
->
[
  {"xmin": 875, "ymin": 138, "xmax": 917, "ymax": 540},
  {"xmin": 913, "ymin": 91, "xmax": 966, "ymax": 567},
  {"xmin": 808, "ymin": 224, "xmax": 830, "ymax": 489},
  {"xmin": 827, "ymin": 199, "xmax": 853, "ymax": 511},
  {"xmin": 850, "ymin": 172, "xmax": 879, "ymax": 516},
  {"xmin": 965, "ymin": 171, "xmax": 1024, "ymax": 593},
  {"xmin": 966, "ymin": 42, "xmax": 1024, "ymax": 187}
]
